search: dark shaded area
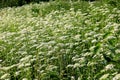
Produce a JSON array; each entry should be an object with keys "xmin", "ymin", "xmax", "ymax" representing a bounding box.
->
[
  {"xmin": 0, "ymin": 0, "xmax": 97, "ymax": 8},
  {"xmin": 102, "ymin": 54, "xmax": 120, "ymax": 63},
  {"xmin": 19, "ymin": 0, "xmax": 50, "ymax": 6},
  {"xmin": 0, "ymin": 0, "xmax": 50, "ymax": 8},
  {"xmin": 103, "ymin": 54, "xmax": 113, "ymax": 63}
]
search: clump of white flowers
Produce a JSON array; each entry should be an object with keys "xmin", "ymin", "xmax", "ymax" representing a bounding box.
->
[
  {"xmin": 0, "ymin": 73, "xmax": 10, "ymax": 80},
  {"xmin": 113, "ymin": 74, "xmax": 120, "ymax": 80},
  {"xmin": 105, "ymin": 64, "xmax": 114, "ymax": 71},
  {"xmin": 0, "ymin": 1, "xmax": 120, "ymax": 80},
  {"xmin": 99, "ymin": 73, "xmax": 109, "ymax": 80}
]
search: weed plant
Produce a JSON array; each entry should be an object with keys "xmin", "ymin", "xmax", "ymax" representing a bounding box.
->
[{"xmin": 0, "ymin": 1, "xmax": 120, "ymax": 80}]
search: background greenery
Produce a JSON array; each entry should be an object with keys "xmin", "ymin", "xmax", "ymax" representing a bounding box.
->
[
  {"xmin": 0, "ymin": 0, "xmax": 120, "ymax": 8},
  {"xmin": 0, "ymin": 0, "xmax": 49, "ymax": 8}
]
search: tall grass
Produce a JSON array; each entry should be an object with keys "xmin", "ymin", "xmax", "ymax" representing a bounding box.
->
[{"xmin": 0, "ymin": 1, "xmax": 120, "ymax": 80}]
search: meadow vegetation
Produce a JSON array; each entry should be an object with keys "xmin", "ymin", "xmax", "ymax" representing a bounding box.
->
[{"xmin": 0, "ymin": 1, "xmax": 120, "ymax": 80}]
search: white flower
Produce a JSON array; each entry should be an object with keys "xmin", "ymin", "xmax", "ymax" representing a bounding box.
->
[
  {"xmin": 78, "ymin": 77, "xmax": 81, "ymax": 80},
  {"xmin": 90, "ymin": 46, "xmax": 96, "ymax": 51},
  {"xmin": 18, "ymin": 63, "xmax": 24, "ymax": 68},
  {"xmin": 115, "ymin": 49, "xmax": 120, "ymax": 54},
  {"xmin": 1, "ymin": 73, "xmax": 10, "ymax": 79},
  {"xmin": 74, "ymin": 34, "xmax": 81, "ymax": 41},
  {"xmin": 71, "ymin": 76, "xmax": 75, "ymax": 80},
  {"xmin": 107, "ymin": 36, "xmax": 116, "ymax": 40},
  {"xmin": 46, "ymin": 65, "xmax": 57, "ymax": 71},
  {"xmin": 48, "ymin": 40, "xmax": 56, "ymax": 45},
  {"xmin": 22, "ymin": 78, "xmax": 28, "ymax": 80},
  {"xmin": 99, "ymin": 73, "xmax": 109, "ymax": 80},
  {"xmin": 87, "ymin": 62, "xmax": 97, "ymax": 66},
  {"xmin": 59, "ymin": 36, "xmax": 68, "ymax": 40},
  {"xmin": 0, "ymin": 59, "xmax": 2, "ymax": 62},
  {"xmin": 57, "ymin": 43, "xmax": 65, "ymax": 48},
  {"xmin": 0, "ymin": 64, "xmax": 18, "ymax": 71},
  {"xmin": 91, "ymin": 39, "xmax": 97, "ymax": 43},
  {"xmin": 24, "ymin": 63, "xmax": 31, "ymax": 67},
  {"xmin": 20, "ymin": 55, "xmax": 32, "ymax": 63},
  {"xmin": 73, "ymin": 63, "xmax": 80, "ymax": 68},
  {"xmin": 105, "ymin": 64, "xmax": 114, "ymax": 70},
  {"xmin": 15, "ymin": 71, "xmax": 21, "ymax": 76},
  {"xmin": 85, "ymin": 31, "xmax": 95, "ymax": 37},
  {"xmin": 67, "ymin": 64, "xmax": 73, "ymax": 68},
  {"xmin": 83, "ymin": 52, "xmax": 93, "ymax": 57},
  {"xmin": 113, "ymin": 74, "xmax": 120, "ymax": 80}
]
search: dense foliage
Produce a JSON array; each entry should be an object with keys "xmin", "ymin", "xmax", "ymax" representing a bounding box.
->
[
  {"xmin": 0, "ymin": 0, "xmax": 49, "ymax": 8},
  {"xmin": 0, "ymin": 1, "xmax": 120, "ymax": 80},
  {"xmin": 0, "ymin": 0, "xmax": 120, "ymax": 8}
]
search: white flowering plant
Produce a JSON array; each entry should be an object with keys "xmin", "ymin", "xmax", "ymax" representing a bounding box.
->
[{"xmin": 0, "ymin": 1, "xmax": 120, "ymax": 80}]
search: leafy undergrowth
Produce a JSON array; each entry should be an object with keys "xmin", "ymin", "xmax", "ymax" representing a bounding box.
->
[{"xmin": 0, "ymin": 1, "xmax": 120, "ymax": 80}]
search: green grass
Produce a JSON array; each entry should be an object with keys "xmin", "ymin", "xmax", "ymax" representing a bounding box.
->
[{"xmin": 0, "ymin": 1, "xmax": 120, "ymax": 80}]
